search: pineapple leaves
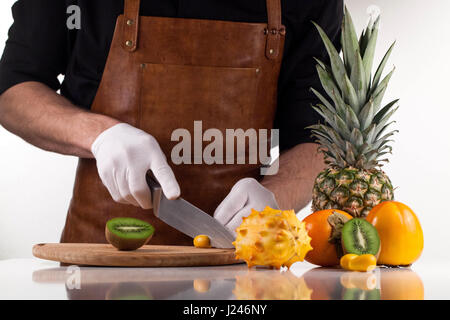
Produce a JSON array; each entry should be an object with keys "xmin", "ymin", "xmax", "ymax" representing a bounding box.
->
[
  {"xmin": 308, "ymin": 124, "xmax": 346, "ymax": 151},
  {"xmin": 315, "ymin": 65, "xmax": 346, "ymax": 112},
  {"xmin": 311, "ymin": 105, "xmax": 337, "ymax": 129},
  {"xmin": 342, "ymin": 7, "xmax": 367, "ymax": 112},
  {"xmin": 363, "ymin": 124, "xmax": 377, "ymax": 144},
  {"xmin": 353, "ymin": 50, "xmax": 368, "ymax": 107},
  {"xmin": 343, "ymin": 74, "xmax": 359, "ymax": 112},
  {"xmin": 372, "ymin": 41, "xmax": 396, "ymax": 90},
  {"xmin": 342, "ymin": 7, "xmax": 360, "ymax": 74},
  {"xmin": 311, "ymin": 89, "xmax": 335, "ymax": 112},
  {"xmin": 359, "ymin": 14, "xmax": 377, "ymax": 58},
  {"xmin": 373, "ymin": 99, "xmax": 399, "ymax": 124},
  {"xmin": 344, "ymin": 104, "xmax": 360, "ymax": 129},
  {"xmin": 374, "ymin": 121, "xmax": 396, "ymax": 141},
  {"xmin": 334, "ymin": 114, "xmax": 352, "ymax": 141},
  {"xmin": 310, "ymin": 11, "xmax": 399, "ymax": 170},
  {"xmin": 370, "ymin": 67, "xmax": 395, "ymax": 112},
  {"xmin": 359, "ymin": 100, "xmax": 375, "ymax": 131},
  {"xmin": 313, "ymin": 57, "xmax": 328, "ymax": 71},
  {"xmin": 362, "ymin": 17, "xmax": 380, "ymax": 86},
  {"xmin": 375, "ymin": 128, "xmax": 399, "ymax": 144},
  {"xmin": 350, "ymin": 128, "xmax": 364, "ymax": 149},
  {"xmin": 312, "ymin": 21, "xmax": 347, "ymax": 93},
  {"xmin": 345, "ymin": 141, "xmax": 357, "ymax": 164}
]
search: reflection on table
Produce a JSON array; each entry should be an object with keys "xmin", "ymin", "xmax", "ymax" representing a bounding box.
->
[{"xmin": 32, "ymin": 264, "xmax": 423, "ymax": 300}]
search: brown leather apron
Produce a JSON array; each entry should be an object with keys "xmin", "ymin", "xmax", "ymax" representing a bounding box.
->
[{"xmin": 61, "ymin": 0, "xmax": 285, "ymax": 245}]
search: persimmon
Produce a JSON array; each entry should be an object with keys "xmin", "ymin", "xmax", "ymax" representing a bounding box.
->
[
  {"xmin": 302, "ymin": 209, "xmax": 353, "ymax": 266},
  {"xmin": 366, "ymin": 201, "xmax": 423, "ymax": 266}
]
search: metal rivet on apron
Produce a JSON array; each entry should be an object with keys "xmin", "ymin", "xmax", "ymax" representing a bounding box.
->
[
  {"xmin": 125, "ymin": 40, "xmax": 133, "ymax": 47},
  {"xmin": 256, "ymin": 68, "xmax": 260, "ymax": 74},
  {"xmin": 269, "ymin": 49, "xmax": 274, "ymax": 55},
  {"xmin": 126, "ymin": 19, "xmax": 134, "ymax": 26}
]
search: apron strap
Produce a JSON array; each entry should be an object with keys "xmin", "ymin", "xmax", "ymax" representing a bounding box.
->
[
  {"xmin": 265, "ymin": 0, "xmax": 284, "ymax": 60},
  {"xmin": 122, "ymin": 0, "xmax": 284, "ymax": 58},
  {"xmin": 123, "ymin": 0, "xmax": 141, "ymax": 52}
]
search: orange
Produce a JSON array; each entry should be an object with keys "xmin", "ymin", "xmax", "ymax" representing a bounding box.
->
[{"xmin": 303, "ymin": 209, "xmax": 353, "ymax": 266}]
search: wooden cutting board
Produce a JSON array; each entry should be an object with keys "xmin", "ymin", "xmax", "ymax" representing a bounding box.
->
[{"xmin": 33, "ymin": 243, "xmax": 242, "ymax": 267}]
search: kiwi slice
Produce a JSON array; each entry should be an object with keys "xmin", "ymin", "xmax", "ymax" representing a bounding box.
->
[
  {"xmin": 341, "ymin": 218, "xmax": 380, "ymax": 256},
  {"xmin": 105, "ymin": 217, "xmax": 154, "ymax": 251}
]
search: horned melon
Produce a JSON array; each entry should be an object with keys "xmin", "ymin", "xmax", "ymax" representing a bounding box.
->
[{"xmin": 233, "ymin": 207, "xmax": 312, "ymax": 269}]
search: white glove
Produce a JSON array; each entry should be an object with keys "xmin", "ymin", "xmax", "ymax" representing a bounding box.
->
[
  {"xmin": 91, "ymin": 123, "xmax": 180, "ymax": 209},
  {"xmin": 214, "ymin": 178, "xmax": 279, "ymax": 233}
]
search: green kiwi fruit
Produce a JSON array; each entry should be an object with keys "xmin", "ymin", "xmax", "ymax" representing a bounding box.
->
[
  {"xmin": 341, "ymin": 218, "xmax": 381, "ymax": 256},
  {"xmin": 105, "ymin": 217, "xmax": 154, "ymax": 251}
]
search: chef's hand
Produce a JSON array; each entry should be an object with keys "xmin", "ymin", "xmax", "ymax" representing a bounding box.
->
[
  {"xmin": 214, "ymin": 178, "xmax": 279, "ymax": 233},
  {"xmin": 91, "ymin": 123, "xmax": 180, "ymax": 209}
]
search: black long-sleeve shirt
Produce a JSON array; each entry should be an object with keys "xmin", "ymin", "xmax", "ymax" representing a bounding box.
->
[{"xmin": 0, "ymin": 0, "xmax": 343, "ymax": 151}]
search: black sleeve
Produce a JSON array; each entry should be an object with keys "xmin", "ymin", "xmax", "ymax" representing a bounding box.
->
[
  {"xmin": 275, "ymin": 0, "xmax": 343, "ymax": 152},
  {"xmin": 0, "ymin": 0, "xmax": 69, "ymax": 95}
]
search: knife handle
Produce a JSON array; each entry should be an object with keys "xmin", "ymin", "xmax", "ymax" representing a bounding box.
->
[{"xmin": 146, "ymin": 172, "xmax": 162, "ymax": 217}]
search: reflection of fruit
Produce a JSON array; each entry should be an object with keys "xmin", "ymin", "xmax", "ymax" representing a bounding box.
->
[
  {"xmin": 193, "ymin": 235, "xmax": 211, "ymax": 248},
  {"xmin": 340, "ymin": 271, "xmax": 377, "ymax": 290},
  {"xmin": 341, "ymin": 219, "xmax": 380, "ymax": 256},
  {"xmin": 381, "ymin": 269, "xmax": 425, "ymax": 300},
  {"xmin": 105, "ymin": 217, "xmax": 154, "ymax": 251},
  {"xmin": 310, "ymin": 10, "xmax": 396, "ymax": 217},
  {"xmin": 105, "ymin": 283, "xmax": 153, "ymax": 300},
  {"xmin": 342, "ymin": 288, "xmax": 381, "ymax": 300},
  {"xmin": 234, "ymin": 207, "xmax": 312, "ymax": 268},
  {"xmin": 193, "ymin": 279, "xmax": 211, "ymax": 293},
  {"xmin": 380, "ymin": 269, "xmax": 424, "ymax": 300},
  {"xmin": 234, "ymin": 271, "xmax": 312, "ymax": 300},
  {"xmin": 366, "ymin": 201, "xmax": 423, "ymax": 266},
  {"xmin": 303, "ymin": 210, "xmax": 353, "ymax": 266},
  {"xmin": 302, "ymin": 268, "xmax": 343, "ymax": 300}
]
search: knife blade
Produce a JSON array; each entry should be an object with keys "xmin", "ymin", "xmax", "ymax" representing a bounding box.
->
[{"xmin": 146, "ymin": 174, "xmax": 235, "ymax": 248}]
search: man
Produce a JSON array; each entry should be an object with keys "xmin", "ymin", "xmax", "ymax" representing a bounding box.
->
[{"xmin": 0, "ymin": 0, "xmax": 343, "ymax": 244}]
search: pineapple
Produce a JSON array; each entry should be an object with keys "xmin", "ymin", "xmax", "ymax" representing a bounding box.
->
[
  {"xmin": 234, "ymin": 207, "xmax": 312, "ymax": 269},
  {"xmin": 309, "ymin": 8, "xmax": 397, "ymax": 217}
]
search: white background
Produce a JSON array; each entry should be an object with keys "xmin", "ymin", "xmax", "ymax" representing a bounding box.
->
[{"xmin": 0, "ymin": 0, "xmax": 449, "ymax": 263}]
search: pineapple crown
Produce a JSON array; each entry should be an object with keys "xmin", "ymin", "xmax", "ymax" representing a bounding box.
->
[{"xmin": 309, "ymin": 7, "xmax": 398, "ymax": 170}]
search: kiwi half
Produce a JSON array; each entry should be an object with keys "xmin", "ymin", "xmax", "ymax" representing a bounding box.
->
[
  {"xmin": 341, "ymin": 218, "xmax": 380, "ymax": 256},
  {"xmin": 105, "ymin": 217, "xmax": 154, "ymax": 251}
]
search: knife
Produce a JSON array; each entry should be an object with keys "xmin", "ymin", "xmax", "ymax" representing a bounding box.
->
[{"xmin": 146, "ymin": 173, "xmax": 235, "ymax": 249}]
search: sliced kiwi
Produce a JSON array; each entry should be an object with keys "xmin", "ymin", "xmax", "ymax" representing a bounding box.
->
[
  {"xmin": 341, "ymin": 218, "xmax": 380, "ymax": 256},
  {"xmin": 105, "ymin": 217, "xmax": 154, "ymax": 251}
]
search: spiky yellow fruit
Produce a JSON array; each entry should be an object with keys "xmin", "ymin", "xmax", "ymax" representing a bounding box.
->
[{"xmin": 233, "ymin": 207, "xmax": 313, "ymax": 269}]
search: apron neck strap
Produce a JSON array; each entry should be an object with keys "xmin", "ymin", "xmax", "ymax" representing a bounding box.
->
[
  {"xmin": 265, "ymin": 0, "xmax": 284, "ymax": 60},
  {"xmin": 123, "ymin": 0, "xmax": 141, "ymax": 52},
  {"xmin": 122, "ymin": 0, "xmax": 284, "ymax": 59}
]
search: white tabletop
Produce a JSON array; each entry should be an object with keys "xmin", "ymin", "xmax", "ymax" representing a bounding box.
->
[{"xmin": 0, "ymin": 258, "xmax": 446, "ymax": 300}]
